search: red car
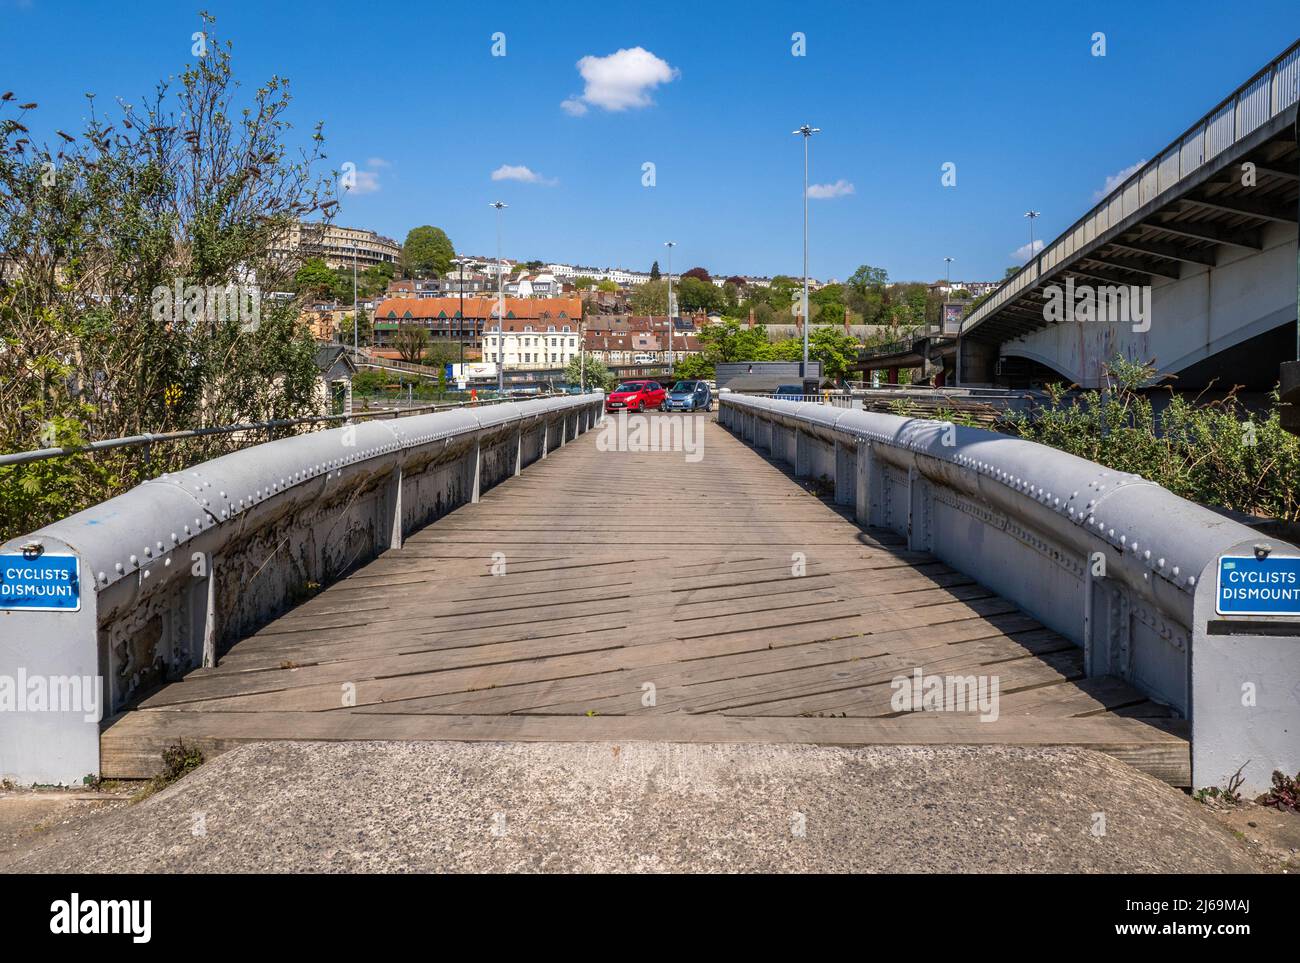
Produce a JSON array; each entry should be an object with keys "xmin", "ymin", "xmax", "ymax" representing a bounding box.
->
[{"xmin": 605, "ymin": 380, "xmax": 667, "ymax": 413}]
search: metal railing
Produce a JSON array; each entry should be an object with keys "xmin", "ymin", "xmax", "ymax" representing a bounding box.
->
[
  {"xmin": 718, "ymin": 392, "xmax": 1300, "ymax": 793},
  {"xmin": 963, "ymin": 38, "xmax": 1300, "ymax": 335},
  {"xmin": 0, "ymin": 394, "xmax": 547, "ymax": 469}
]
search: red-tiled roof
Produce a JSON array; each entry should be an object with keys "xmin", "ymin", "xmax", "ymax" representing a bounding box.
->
[{"xmin": 374, "ymin": 296, "xmax": 581, "ymax": 321}]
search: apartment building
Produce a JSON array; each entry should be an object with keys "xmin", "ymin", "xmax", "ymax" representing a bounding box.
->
[
  {"xmin": 277, "ymin": 222, "xmax": 401, "ymax": 270},
  {"xmin": 372, "ymin": 296, "xmax": 581, "ymax": 361},
  {"xmin": 481, "ymin": 314, "xmax": 584, "ymax": 369}
]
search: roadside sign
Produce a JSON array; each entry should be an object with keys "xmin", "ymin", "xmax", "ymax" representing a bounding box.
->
[
  {"xmin": 0, "ymin": 553, "xmax": 81, "ymax": 612},
  {"xmin": 1215, "ymin": 554, "xmax": 1300, "ymax": 617}
]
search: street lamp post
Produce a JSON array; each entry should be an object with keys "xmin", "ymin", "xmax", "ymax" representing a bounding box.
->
[
  {"xmin": 663, "ymin": 240, "xmax": 676, "ymax": 373},
  {"xmin": 1024, "ymin": 210, "xmax": 1041, "ymax": 266},
  {"xmin": 490, "ymin": 201, "xmax": 508, "ymax": 395},
  {"xmin": 793, "ymin": 124, "xmax": 820, "ymax": 373},
  {"xmin": 944, "ymin": 256, "xmax": 954, "ymax": 306},
  {"xmin": 352, "ymin": 244, "xmax": 358, "ymax": 355},
  {"xmin": 451, "ymin": 256, "xmax": 467, "ymax": 386}
]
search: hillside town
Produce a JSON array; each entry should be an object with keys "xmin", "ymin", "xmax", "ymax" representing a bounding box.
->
[{"xmin": 285, "ymin": 220, "xmax": 1001, "ymax": 392}]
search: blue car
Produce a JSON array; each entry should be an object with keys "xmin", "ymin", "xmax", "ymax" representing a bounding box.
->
[{"xmin": 665, "ymin": 379, "xmax": 713, "ymax": 412}]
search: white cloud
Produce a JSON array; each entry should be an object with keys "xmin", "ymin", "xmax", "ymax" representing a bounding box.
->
[
  {"xmin": 1013, "ymin": 239, "xmax": 1045, "ymax": 262},
  {"xmin": 342, "ymin": 159, "xmax": 386, "ymax": 195},
  {"xmin": 491, "ymin": 164, "xmax": 557, "ymax": 186},
  {"xmin": 349, "ymin": 170, "xmax": 381, "ymax": 195},
  {"xmin": 1093, "ymin": 159, "xmax": 1146, "ymax": 200},
  {"xmin": 561, "ymin": 47, "xmax": 679, "ymax": 115},
  {"xmin": 806, "ymin": 179, "xmax": 855, "ymax": 200}
]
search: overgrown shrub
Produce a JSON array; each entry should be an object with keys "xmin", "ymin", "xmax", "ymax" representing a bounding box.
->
[{"xmin": 1004, "ymin": 357, "xmax": 1300, "ymax": 522}]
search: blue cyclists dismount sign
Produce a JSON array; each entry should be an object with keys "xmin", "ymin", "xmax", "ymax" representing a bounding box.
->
[
  {"xmin": 1216, "ymin": 554, "xmax": 1300, "ymax": 617},
  {"xmin": 0, "ymin": 553, "xmax": 81, "ymax": 612}
]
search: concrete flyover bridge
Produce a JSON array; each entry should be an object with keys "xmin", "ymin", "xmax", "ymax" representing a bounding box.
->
[
  {"xmin": 1, "ymin": 394, "xmax": 1297, "ymax": 795},
  {"xmin": 960, "ymin": 40, "xmax": 1300, "ymax": 392}
]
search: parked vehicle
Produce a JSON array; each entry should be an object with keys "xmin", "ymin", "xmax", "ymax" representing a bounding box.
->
[
  {"xmin": 665, "ymin": 380, "xmax": 713, "ymax": 412},
  {"xmin": 631, "ymin": 353, "xmax": 656, "ymax": 365},
  {"xmin": 605, "ymin": 380, "xmax": 667, "ymax": 412},
  {"xmin": 773, "ymin": 385, "xmax": 806, "ymax": 400}
]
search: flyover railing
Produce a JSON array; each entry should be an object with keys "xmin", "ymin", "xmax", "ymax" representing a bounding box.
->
[
  {"xmin": 719, "ymin": 393, "xmax": 1300, "ymax": 793},
  {"xmin": 964, "ymin": 38, "xmax": 1300, "ymax": 335},
  {"xmin": 0, "ymin": 392, "xmax": 604, "ymax": 785}
]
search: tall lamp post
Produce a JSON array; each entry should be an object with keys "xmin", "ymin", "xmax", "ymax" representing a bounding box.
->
[
  {"xmin": 352, "ymin": 244, "xmax": 359, "ymax": 355},
  {"xmin": 451, "ymin": 255, "xmax": 468, "ymax": 380},
  {"xmin": 793, "ymin": 124, "xmax": 820, "ymax": 372},
  {"xmin": 1024, "ymin": 210, "xmax": 1041, "ymax": 266},
  {"xmin": 943, "ymin": 256, "xmax": 954, "ymax": 306},
  {"xmin": 490, "ymin": 201, "xmax": 507, "ymax": 395},
  {"xmin": 663, "ymin": 240, "xmax": 676, "ymax": 373}
]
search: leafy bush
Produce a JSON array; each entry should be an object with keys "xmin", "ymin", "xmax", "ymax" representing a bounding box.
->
[
  {"xmin": 0, "ymin": 14, "xmax": 334, "ymax": 542},
  {"xmin": 1004, "ymin": 358, "xmax": 1300, "ymax": 522}
]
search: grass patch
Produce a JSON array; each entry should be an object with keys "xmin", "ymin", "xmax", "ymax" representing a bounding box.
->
[{"xmin": 132, "ymin": 741, "xmax": 205, "ymax": 804}]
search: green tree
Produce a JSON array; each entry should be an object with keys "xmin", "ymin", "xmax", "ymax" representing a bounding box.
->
[
  {"xmin": 673, "ymin": 354, "xmax": 715, "ymax": 380},
  {"xmin": 677, "ymin": 275, "xmax": 722, "ymax": 313},
  {"xmin": 596, "ymin": 279, "xmax": 619, "ymax": 292},
  {"xmin": 295, "ymin": 257, "xmax": 336, "ymax": 297},
  {"xmin": 563, "ymin": 353, "xmax": 614, "ymax": 391},
  {"xmin": 394, "ymin": 325, "xmax": 430, "ymax": 363},
  {"xmin": 402, "ymin": 225, "xmax": 455, "ymax": 277},
  {"xmin": 649, "ymin": 260, "xmax": 661, "ymax": 281},
  {"xmin": 573, "ymin": 275, "xmax": 597, "ymax": 289},
  {"xmin": 0, "ymin": 13, "xmax": 331, "ymax": 540},
  {"xmin": 630, "ymin": 279, "xmax": 667, "ymax": 315}
]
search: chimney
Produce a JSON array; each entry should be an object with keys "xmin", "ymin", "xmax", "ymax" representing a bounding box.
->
[
  {"xmin": 843, "ymin": 312, "xmax": 850, "ymax": 334},
  {"xmin": 747, "ymin": 308, "xmax": 755, "ymax": 328}
]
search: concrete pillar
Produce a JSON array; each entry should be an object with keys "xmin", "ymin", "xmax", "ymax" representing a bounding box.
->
[
  {"xmin": 470, "ymin": 440, "xmax": 482, "ymax": 502},
  {"xmin": 795, "ymin": 429, "xmax": 811, "ymax": 478},
  {"xmin": 855, "ymin": 440, "xmax": 881, "ymax": 527},
  {"xmin": 834, "ymin": 441, "xmax": 854, "ymax": 506},
  {"xmin": 514, "ymin": 429, "xmax": 523, "ymax": 476},
  {"xmin": 906, "ymin": 465, "xmax": 929, "ymax": 551},
  {"xmin": 385, "ymin": 466, "xmax": 404, "ymax": 549}
]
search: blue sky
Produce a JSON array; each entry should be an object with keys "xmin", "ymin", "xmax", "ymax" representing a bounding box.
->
[{"xmin": 2, "ymin": 0, "xmax": 1297, "ymax": 283}]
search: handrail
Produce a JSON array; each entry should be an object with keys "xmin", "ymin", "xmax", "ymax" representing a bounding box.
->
[
  {"xmin": 718, "ymin": 391, "xmax": 1300, "ymax": 792},
  {"xmin": 0, "ymin": 395, "xmax": 549, "ymax": 469},
  {"xmin": 963, "ymin": 38, "xmax": 1300, "ymax": 335},
  {"xmin": 0, "ymin": 392, "xmax": 606, "ymax": 784}
]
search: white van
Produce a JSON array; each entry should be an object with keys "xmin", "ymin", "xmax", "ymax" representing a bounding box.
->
[{"xmin": 632, "ymin": 353, "xmax": 656, "ymax": 365}]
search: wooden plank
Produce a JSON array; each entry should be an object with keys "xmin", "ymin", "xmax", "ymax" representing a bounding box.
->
[{"xmin": 103, "ymin": 415, "xmax": 1190, "ymax": 788}]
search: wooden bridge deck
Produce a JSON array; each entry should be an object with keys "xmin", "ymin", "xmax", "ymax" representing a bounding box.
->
[{"xmin": 101, "ymin": 414, "xmax": 1189, "ymax": 782}]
